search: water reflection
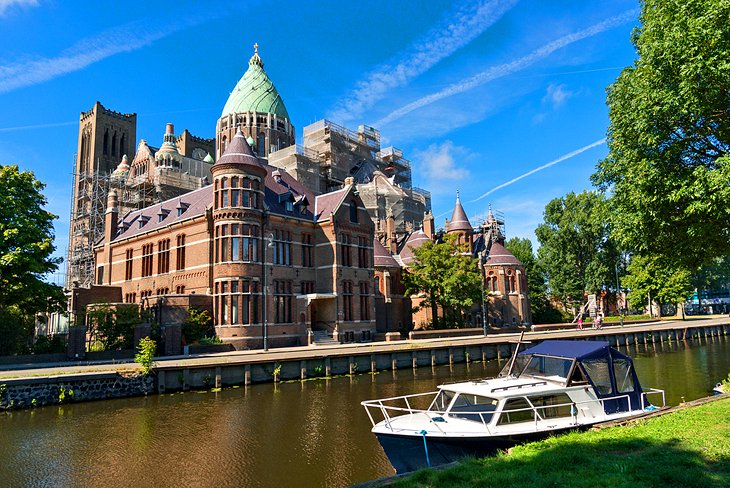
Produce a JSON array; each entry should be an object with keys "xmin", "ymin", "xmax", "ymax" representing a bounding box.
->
[{"xmin": 0, "ymin": 337, "xmax": 727, "ymax": 487}]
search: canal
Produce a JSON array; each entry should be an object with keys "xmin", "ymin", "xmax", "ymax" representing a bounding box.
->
[{"xmin": 1, "ymin": 336, "xmax": 728, "ymax": 487}]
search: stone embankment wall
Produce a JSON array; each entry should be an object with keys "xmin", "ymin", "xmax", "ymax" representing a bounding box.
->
[{"xmin": 0, "ymin": 372, "xmax": 153, "ymax": 410}]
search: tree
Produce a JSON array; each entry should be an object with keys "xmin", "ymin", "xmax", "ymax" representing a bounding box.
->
[
  {"xmin": 0, "ymin": 165, "xmax": 64, "ymax": 355},
  {"xmin": 593, "ymin": 0, "xmax": 730, "ymax": 270},
  {"xmin": 535, "ymin": 191, "xmax": 619, "ymax": 307},
  {"xmin": 403, "ymin": 235, "xmax": 482, "ymax": 328},
  {"xmin": 622, "ymin": 254, "xmax": 693, "ymax": 316},
  {"xmin": 504, "ymin": 237, "xmax": 565, "ymax": 323}
]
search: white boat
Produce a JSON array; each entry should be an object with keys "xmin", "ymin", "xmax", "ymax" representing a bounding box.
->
[{"xmin": 362, "ymin": 340, "xmax": 666, "ymax": 473}]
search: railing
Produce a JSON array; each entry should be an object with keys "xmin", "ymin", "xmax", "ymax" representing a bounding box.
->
[{"xmin": 362, "ymin": 387, "xmax": 667, "ymax": 435}]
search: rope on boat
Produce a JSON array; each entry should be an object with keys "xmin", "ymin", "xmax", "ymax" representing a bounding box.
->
[{"xmin": 419, "ymin": 430, "xmax": 431, "ymax": 468}]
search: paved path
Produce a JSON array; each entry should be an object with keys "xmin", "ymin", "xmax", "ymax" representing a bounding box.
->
[{"xmin": 1, "ymin": 316, "xmax": 727, "ymax": 380}]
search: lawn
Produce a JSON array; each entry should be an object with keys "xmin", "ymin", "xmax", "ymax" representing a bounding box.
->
[{"xmin": 390, "ymin": 397, "xmax": 730, "ymax": 488}]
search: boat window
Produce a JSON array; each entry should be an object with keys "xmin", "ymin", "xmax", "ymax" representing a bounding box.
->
[
  {"xmin": 448, "ymin": 394, "xmax": 498, "ymax": 423},
  {"xmin": 521, "ymin": 355, "xmax": 573, "ymax": 379},
  {"xmin": 498, "ymin": 355, "xmax": 530, "ymax": 377},
  {"xmin": 430, "ymin": 390, "xmax": 456, "ymax": 412},
  {"xmin": 497, "ymin": 397, "xmax": 535, "ymax": 425},
  {"xmin": 527, "ymin": 393, "xmax": 573, "ymax": 419},
  {"xmin": 613, "ymin": 358, "xmax": 635, "ymax": 393},
  {"xmin": 581, "ymin": 359, "xmax": 614, "ymax": 395},
  {"xmin": 568, "ymin": 364, "xmax": 589, "ymax": 386}
]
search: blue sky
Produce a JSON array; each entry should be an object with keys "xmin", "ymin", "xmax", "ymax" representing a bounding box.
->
[{"xmin": 0, "ymin": 0, "xmax": 640, "ymax": 280}]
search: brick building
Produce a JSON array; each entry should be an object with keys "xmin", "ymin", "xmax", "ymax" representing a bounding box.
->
[{"xmin": 95, "ymin": 131, "xmax": 376, "ymax": 349}]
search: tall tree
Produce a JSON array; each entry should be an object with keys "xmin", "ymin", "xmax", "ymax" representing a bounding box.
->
[
  {"xmin": 0, "ymin": 165, "xmax": 64, "ymax": 355},
  {"xmin": 535, "ymin": 191, "xmax": 619, "ymax": 307},
  {"xmin": 593, "ymin": 0, "xmax": 730, "ymax": 270},
  {"xmin": 403, "ymin": 235, "xmax": 481, "ymax": 328},
  {"xmin": 504, "ymin": 237, "xmax": 563, "ymax": 323},
  {"xmin": 622, "ymin": 254, "xmax": 693, "ymax": 316}
]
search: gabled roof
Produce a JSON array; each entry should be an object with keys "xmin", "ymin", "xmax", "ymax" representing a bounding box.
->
[
  {"xmin": 374, "ymin": 238, "xmax": 399, "ymax": 268},
  {"xmin": 486, "ymin": 241, "xmax": 523, "ymax": 266},
  {"xmin": 399, "ymin": 229, "xmax": 430, "ymax": 265},
  {"xmin": 114, "ymin": 185, "xmax": 211, "ymax": 242},
  {"xmin": 314, "ymin": 188, "xmax": 348, "ymax": 221}
]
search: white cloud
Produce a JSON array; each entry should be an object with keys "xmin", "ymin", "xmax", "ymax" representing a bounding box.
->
[
  {"xmin": 374, "ymin": 9, "xmax": 638, "ymax": 127},
  {"xmin": 542, "ymin": 83, "xmax": 573, "ymax": 109},
  {"xmin": 0, "ymin": 0, "xmax": 38, "ymax": 16},
  {"xmin": 328, "ymin": 0, "xmax": 518, "ymax": 123},
  {"xmin": 0, "ymin": 10, "xmax": 221, "ymax": 94},
  {"xmin": 413, "ymin": 140, "xmax": 471, "ymax": 182}
]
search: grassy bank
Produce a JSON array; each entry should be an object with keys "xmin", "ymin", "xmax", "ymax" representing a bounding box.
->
[{"xmin": 390, "ymin": 397, "xmax": 730, "ymax": 488}]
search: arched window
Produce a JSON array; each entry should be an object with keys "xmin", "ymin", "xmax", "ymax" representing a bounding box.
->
[
  {"xmin": 488, "ymin": 271, "xmax": 497, "ymax": 292},
  {"xmin": 120, "ymin": 134, "xmax": 126, "ymax": 157},
  {"xmin": 221, "ymin": 135, "xmax": 227, "ymax": 154},
  {"xmin": 111, "ymin": 131, "xmax": 117, "ymax": 157}
]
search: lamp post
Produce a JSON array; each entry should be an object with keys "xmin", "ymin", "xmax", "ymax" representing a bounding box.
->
[
  {"xmin": 615, "ymin": 261, "xmax": 623, "ymax": 326},
  {"xmin": 262, "ymin": 233, "xmax": 274, "ymax": 351},
  {"xmin": 479, "ymin": 250, "xmax": 488, "ymax": 336}
]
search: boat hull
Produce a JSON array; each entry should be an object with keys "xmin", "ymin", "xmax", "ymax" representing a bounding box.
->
[{"xmin": 376, "ymin": 426, "xmax": 585, "ymax": 473}]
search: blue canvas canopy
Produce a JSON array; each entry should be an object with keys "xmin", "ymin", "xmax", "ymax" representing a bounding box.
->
[{"xmin": 519, "ymin": 340, "xmax": 644, "ymax": 414}]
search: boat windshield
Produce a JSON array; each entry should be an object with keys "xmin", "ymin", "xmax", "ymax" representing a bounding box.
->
[
  {"xmin": 448, "ymin": 393, "xmax": 499, "ymax": 423},
  {"xmin": 430, "ymin": 390, "xmax": 456, "ymax": 412},
  {"xmin": 518, "ymin": 354, "xmax": 574, "ymax": 380}
]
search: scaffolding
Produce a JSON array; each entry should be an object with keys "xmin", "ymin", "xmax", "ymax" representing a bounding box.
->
[{"xmin": 66, "ymin": 158, "xmax": 159, "ymax": 289}]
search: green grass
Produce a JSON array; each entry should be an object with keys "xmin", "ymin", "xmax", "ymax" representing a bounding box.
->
[
  {"xmin": 603, "ymin": 314, "xmax": 652, "ymax": 323},
  {"xmin": 391, "ymin": 397, "xmax": 730, "ymax": 488}
]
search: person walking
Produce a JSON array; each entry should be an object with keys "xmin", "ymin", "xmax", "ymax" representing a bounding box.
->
[{"xmin": 577, "ymin": 317, "xmax": 583, "ymax": 330}]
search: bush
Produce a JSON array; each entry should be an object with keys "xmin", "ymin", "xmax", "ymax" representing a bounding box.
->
[
  {"xmin": 32, "ymin": 335, "xmax": 66, "ymax": 354},
  {"xmin": 135, "ymin": 337, "xmax": 156, "ymax": 375},
  {"xmin": 183, "ymin": 308, "xmax": 213, "ymax": 343},
  {"xmin": 199, "ymin": 336, "xmax": 223, "ymax": 345}
]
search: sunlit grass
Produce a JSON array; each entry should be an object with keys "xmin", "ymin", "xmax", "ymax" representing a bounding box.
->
[{"xmin": 391, "ymin": 397, "xmax": 730, "ymax": 488}]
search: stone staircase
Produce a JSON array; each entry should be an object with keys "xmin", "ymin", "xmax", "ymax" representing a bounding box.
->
[{"xmin": 311, "ymin": 330, "xmax": 339, "ymax": 346}]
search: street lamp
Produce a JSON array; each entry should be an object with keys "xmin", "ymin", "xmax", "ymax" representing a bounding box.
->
[
  {"xmin": 262, "ymin": 233, "xmax": 274, "ymax": 351},
  {"xmin": 479, "ymin": 250, "xmax": 488, "ymax": 336},
  {"xmin": 615, "ymin": 261, "xmax": 623, "ymax": 326}
]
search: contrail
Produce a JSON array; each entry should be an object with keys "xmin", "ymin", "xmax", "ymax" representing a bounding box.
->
[
  {"xmin": 328, "ymin": 0, "xmax": 518, "ymax": 123},
  {"xmin": 469, "ymin": 138, "xmax": 606, "ymax": 202},
  {"xmin": 374, "ymin": 9, "xmax": 637, "ymax": 127},
  {"xmin": 0, "ymin": 121, "xmax": 78, "ymax": 132},
  {"xmin": 0, "ymin": 7, "xmax": 229, "ymax": 94}
]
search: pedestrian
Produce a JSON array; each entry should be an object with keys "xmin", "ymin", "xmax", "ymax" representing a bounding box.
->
[
  {"xmin": 577, "ymin": 317, "xmax": 583, "ymax": 330},
  {"xmin": 594, "ymin": 314, "xmax": 603, "ymax": 329}
]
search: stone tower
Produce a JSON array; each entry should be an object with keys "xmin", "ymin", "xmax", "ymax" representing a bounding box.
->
[
  {"xmin": 68, "ymin": 102, "xmax": 137, "ymax": 287},
  {"xmin": 216, "ymin": 44, "xmax": 295, "ymax": 159},
  {"xmin": 211, "ymin": 130, "xmax": 269, "ymax": 348}
]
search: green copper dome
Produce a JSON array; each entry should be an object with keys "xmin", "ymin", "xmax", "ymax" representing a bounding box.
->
[{"xmin": 221, "ymin": 45, "xmax": 290, "ymax": 120}]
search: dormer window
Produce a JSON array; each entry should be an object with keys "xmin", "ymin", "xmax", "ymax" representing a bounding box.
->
[
  {"xmin": 157, "ymin": 208, "xmax": 170, "ymax": 222},
  {"xmin": 176, "ymin": 202, "xmax": 190, "ymax": 216},
  {"xmin": 139, "ymin": 215, "xmax": 150, "ymax": 229},
  {"xmin": 285, "ymin": 201, "xmax": 293, "ymax": 212}
]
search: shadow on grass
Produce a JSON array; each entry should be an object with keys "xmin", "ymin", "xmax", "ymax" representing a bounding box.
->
[{"xmin": 393, "ymin": 434, "xmax": 730, "ymax": 488}]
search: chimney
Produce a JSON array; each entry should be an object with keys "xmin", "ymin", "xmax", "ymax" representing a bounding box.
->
[
  {"xmin": 105, "ymin": 190, "xmax": 119, "ymax": 242},
  {"xmin": 423, "ymin": 211, "xmax": 435, "ymax": 239},
  {"xmin": 386, "ymin": 209, "xmax": 397, "ymax": 254}
]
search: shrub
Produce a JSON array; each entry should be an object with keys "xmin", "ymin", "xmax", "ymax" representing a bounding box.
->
[
  {"xmin": 135, "ymin": 337, "xmax": 157, "ymax": 375},
  {"xmin": 183, "ymin": 308, "xmax": 213, "ymax": 344}
]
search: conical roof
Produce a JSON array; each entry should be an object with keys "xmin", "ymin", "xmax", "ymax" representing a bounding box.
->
[
  {"xmin": 400, "ymin": 229, "xmax": 431, "ymax": 265},
  {"xmin": 446, "ymin": 191, "xmax": 472, "ymax": 233},
  {"xmin": 486, "ymin": 241, "xmax": 523, "ymax": 266},
  {"xmin": 221, "ymin": 44, "xmax": 290, "ymax": 120},
  {"xmin": 374, "ymin": 238, "xmax": 399, "ymax": 268},
  {"xmin": 213, "ymin": 130, "xmax": 266, "ymax": 175}
]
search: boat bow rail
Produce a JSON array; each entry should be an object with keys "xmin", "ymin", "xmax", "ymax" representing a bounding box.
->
[{"xmin": 361, "ymin": 387, "xmax": 666, "ymax": 435}]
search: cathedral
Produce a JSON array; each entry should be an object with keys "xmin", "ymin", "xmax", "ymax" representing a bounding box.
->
[{"xmin": 71, "ymin": 45, "xmax": 530, "ymax": 350}]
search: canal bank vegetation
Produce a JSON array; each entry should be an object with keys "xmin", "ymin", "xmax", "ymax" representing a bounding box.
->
[{"xmin": 388, "ymin": 397, "xmax": 730, "ymax": 488}]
